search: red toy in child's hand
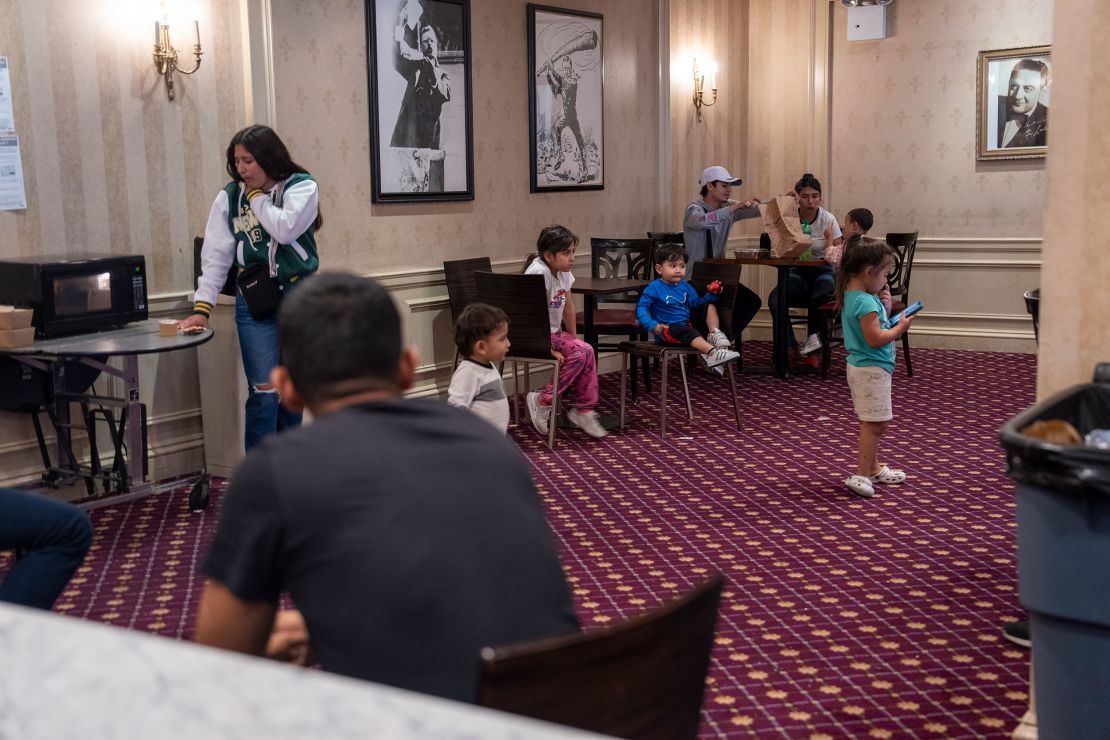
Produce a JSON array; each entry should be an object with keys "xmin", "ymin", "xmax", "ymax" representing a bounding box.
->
[{"xmin": 707, "ymin": 280, "xmax": 723, "ymax": 295}]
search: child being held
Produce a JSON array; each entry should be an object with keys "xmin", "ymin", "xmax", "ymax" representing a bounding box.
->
[
  {"xmin": 824, "ymin": 207, "xmax": 873, "ymax": 266},
  {"xmin": 836, "ymin": 234, "xmax": 914, "ymax": 498},
  {"xmin": 447, "ymin": 302, "xmax": 511, "ymax": 433},
  {"xmin": 636, "ymin": 245, "xmax": 741, "ymax": 374}
]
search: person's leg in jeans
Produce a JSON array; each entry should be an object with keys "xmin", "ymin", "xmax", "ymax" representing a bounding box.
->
[
  {"xmin": 539, "ymin": 331, "xmax": 599, "ymax": 411},
  {"xmin": 235, "ymin": 295, "xmax": 302, "ymax": 451},
  {"xmin": 768, "ymin": 270, "xmax": 810, "ymax": 350},
  {"xmin": 0, "ymin": 488, "xmax": 93, "ymax": 609}
]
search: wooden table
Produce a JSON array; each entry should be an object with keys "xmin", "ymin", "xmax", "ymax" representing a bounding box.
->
[
  {"xmin": 571, "ymin": 276, "xmax": 650, "ymax": 353},
  {"xmin": 726, "ymin": 251, "xmax": 823, "ymax": 378}
]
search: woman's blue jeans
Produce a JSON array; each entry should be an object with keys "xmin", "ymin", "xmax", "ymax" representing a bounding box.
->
[
  {"xmin": 235, "ymin": 294, "xmax": 302, "ymax": 451},
  {"xmin": 0, "ymin": 488, "xmax": 93, "ymax": 610},
  {"xmin": 768, "ymin": 265, "xmax": 836, "ymax": 348}
]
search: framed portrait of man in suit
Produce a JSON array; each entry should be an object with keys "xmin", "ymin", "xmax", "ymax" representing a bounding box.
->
[
  {"xmin": 977, "ymin": 45, "xmax": 1051, "ymax": 161},
  {"xmin": 366, "ymin": 0, "xmax": 474, "ymax": 202}
]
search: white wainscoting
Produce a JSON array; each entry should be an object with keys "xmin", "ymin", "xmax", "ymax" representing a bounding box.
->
[
  {"xmin": 729, "ymin": 235, "xmax": 1041, "ymax": 353},
  {"xmin": 0, "ymin": 239, "xmax": 1039, "ymax": 486}
]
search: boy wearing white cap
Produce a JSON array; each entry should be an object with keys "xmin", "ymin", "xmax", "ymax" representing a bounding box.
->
[{"xmin": 681, "ymin": 165, "xmax": 765, "ymax": 348}]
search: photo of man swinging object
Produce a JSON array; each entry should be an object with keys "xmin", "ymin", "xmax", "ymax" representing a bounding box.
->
[
  {"xmin": 537, "ymin": 29, "xmax": 596, "ymax": 183},
  {"xmin": 528, "ymin": 5, "xmax": 604, "ymax": 192}
]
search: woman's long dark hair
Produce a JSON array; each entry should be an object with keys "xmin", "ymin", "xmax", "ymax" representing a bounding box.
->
[
  {"xmin": 226, "ymin": 125, "xmax": 323, "ymax": 231},
  {"xmin": 834, "ymin": 235, "xmax": 893, "ymax": 309},
  {"xmin": 522, "ymin": 224, "xmax": 579, "ymax": 272}
]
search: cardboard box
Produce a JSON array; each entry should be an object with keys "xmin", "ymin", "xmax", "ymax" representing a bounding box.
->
[
  {"xmin": 0, "ymin": 327, "xmax": 35, "ymax": 348},
  {"xmin": 0, "ymin": 306, "xmax": 33, "ymax": 330}
]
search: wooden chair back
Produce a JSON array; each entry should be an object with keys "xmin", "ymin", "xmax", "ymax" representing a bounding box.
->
[
  {"xmin": 884, "ymin": 232, "xmax": 919, "ymax": 303},
  {"xmin": 473, "ymin": 271, "xmax": 553, "ymax": 359},
  {"xmin": 478, "ymin": 574, "xmax": 724, "ymax": 739},
  {"xmin": 443, "ymin": 257, "xmax": 493, "ymax": 323},
  {"xmin": 589, "ymin": 238, "xmax": 653, "ymax": 305},
  {"xmin": 691, "ymin": 260, "xmax": 743, "ymax": 337}
]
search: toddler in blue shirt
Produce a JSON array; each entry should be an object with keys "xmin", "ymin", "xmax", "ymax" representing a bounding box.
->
[{"xmin": 635, "ymin": 245, "xmax": 741, "ymax": 374}]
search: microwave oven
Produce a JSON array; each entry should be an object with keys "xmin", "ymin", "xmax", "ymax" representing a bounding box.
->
[{"xmin": 0, "ymin": 254, "xmax": 149, "ymax": 338}]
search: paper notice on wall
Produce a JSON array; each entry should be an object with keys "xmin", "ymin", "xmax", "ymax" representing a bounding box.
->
[
  {"xmin": 0, "ymin": 135, "xmax": 27, "ymax": 210},
  {"xmin": 0, "ymin": 57, "xmax": 13, "ymax": 132}
]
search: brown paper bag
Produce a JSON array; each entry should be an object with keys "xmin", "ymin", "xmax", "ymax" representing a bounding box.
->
[{"xmin": 758, "ymin": 195, "xmax": 813, "ymax": 258}]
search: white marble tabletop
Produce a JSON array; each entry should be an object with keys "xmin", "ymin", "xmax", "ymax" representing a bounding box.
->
[{"xmin": 0, "ymin": 604, "xmax": 605, "ymax": 740}]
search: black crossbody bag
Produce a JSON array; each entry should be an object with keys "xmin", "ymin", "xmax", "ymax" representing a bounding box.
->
[{"xmin": 236, "ymin": 182, "xmax": 285, "ymax": 320}]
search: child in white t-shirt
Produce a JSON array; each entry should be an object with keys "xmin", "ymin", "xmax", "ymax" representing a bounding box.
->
[
  {"xmin": 523, "ymin": 225, "xmax": 607, "ymax": 439},
  {"xmin": 447, "ymin": 303, "xmax": 511, "ymax": 433}
]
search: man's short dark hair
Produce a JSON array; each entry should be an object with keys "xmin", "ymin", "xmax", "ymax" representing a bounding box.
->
[
  {"xmin": 454, "ymin": 303, "xmax": 509, "ymax": 358},
  {"xmin": 846, "ymin": 208, "xmax": 874, "ymax": 233},
  {"xmin": 1011, "ymin": 58, "xmax": 1049, "ymax": 87},
  {"xmin": 278, "ymin": 272, "xmax": 402, "ymax": 403},
  {"xmin": 654, "ymin": 244, "xmax": 688, "ymax": 265}
]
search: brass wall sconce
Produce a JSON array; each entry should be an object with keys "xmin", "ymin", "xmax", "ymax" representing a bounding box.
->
[
  {"xmin": 153, "ymin": 18, "xmax": 203, "ymax": 101},
  {"xmin": 692, "ymin": 58, "xmax": 717, "ymax": 121}
]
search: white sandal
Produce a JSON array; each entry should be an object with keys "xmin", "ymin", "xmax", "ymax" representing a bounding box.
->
[
  {"xmin": 844, "ymin": 475, "xmax": 875, "ymax": 498},
  {"xmin": 870, "ymin": 465, "xmax": 907, "ymax": 484}
]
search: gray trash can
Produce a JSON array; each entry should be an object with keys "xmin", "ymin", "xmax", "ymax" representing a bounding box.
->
[{"xmin": 999, "ymin": 364, "xmax": 1110, "ymax": 740}]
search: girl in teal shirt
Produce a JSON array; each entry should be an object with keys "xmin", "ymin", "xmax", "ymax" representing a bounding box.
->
[{"xmin": 836, "ymin": 236, "xmax": 915, "ymax": 498}]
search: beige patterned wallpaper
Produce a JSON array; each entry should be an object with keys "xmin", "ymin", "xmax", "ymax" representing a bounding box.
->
[
  {"xmin": 828, "ymin": 0, "xmax": 1052, "ymax": 236},
  {"xmin": 269, "ymin": 0, "xmax": 660, "ymax": 274},
  {"xmin": 0, "ymin": 0, "xmax": 248, "ymax": 294},
  {"xmin": 664, "ymin": 0, "xmax": 750, "ymax": 228}
]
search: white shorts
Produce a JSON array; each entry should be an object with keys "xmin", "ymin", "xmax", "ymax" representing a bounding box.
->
[{"xmin": 846, "ymin": 363, "xmax": 893, "ymax": 422}]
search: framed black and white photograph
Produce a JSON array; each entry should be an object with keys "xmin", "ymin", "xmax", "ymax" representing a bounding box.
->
[
  {"xmin": 976, "ymin": 45, "xmax": 1051, "ymax": 161},
  {"xmin": 527, "ymin": 4, "xmax": 603, "ymax": 192},
  {"xmin": 367, "ymin": 0, "xmax": 474, "ymax": 202}
]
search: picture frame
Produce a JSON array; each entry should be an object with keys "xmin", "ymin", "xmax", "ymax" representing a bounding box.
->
[
  {"xmin": 527, "ymin": 4, "xmax": 604, "ymax": 192},
  {"xmin": 366, "ymin": 0, "xmax": 474, "ymax": 202},
  {"xmin": 976, "ymin": 45, "xmax": 1051, "ymax": 161}
]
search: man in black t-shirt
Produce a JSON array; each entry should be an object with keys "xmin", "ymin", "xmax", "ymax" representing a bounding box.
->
[{"xmin": 195, "ymin": 272, "xmax": 579, "ymax": 702}]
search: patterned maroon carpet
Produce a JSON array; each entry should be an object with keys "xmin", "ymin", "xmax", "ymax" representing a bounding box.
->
[{"xmin": 3, "ymin": 343, "xmax": 1034, "ymax": 738}]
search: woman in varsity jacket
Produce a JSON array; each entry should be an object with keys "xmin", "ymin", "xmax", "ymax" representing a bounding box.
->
[{"xmin": 179, "ymin": 125, "xmax": 322, "ymax": 451}]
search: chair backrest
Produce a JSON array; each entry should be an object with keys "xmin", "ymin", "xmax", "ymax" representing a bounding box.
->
[
  {"xmin": 443, "ymin": 257, "xmax": 493, "ymax": 323},
  {"xmin": 473, "ymin": 271, "xmax": 555, "ymax": 360},
  {"xmin": 194, "ymin": 236, "xmax": 237, "ymax": 297},
  {"xmin": 477, "ymin": 574, "xmax": 724, "ymax": 740},
  {"xmin": 884, "ymin": 231, "xmax": 918, "ymax": 300},
  {"xmin": 1024, "ymin": 288, "xmax": 1040, "ymax": 343},
  {"xmin": 691, "ymin": 260, "xmax": 743, "ymax": 336},
  {"xmin": 590, "ymin": 238, "xmax": 653, "ymax": 306}
]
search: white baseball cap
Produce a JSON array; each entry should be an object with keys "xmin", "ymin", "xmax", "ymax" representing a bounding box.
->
[{"xmin": 699, "ymin": 165, "xmax": 742, "ymax": 187}]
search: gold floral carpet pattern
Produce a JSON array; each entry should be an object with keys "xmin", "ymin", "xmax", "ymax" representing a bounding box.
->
[
  {"xmin": 2, "ymin": 343, "xmax": 1034, "ymax": 738},
  {"xmin": 513, "ymin": 344, "xmax": 1033, "ymax": 738}
]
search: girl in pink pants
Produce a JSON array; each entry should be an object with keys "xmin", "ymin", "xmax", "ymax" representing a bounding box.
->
[{"xmin": 523, "ymin": 225, "xmax": 607, "ymax": 439}]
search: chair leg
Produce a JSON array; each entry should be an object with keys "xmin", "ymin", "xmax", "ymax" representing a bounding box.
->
[
  {"xmin": 619, "ymin": 353, "xmax": 628, "ymax": 429},
  {"xmin": 659, "ymin": 354, "xmax": 668, "ymax": 438},
  {"xmin": 902, "ymin": 333, "xmax": 913, "ymax": 377},
  {"xmin": 548, "ymin": 364, "xmax": 560, "ymax": 450},
  {"xmin": 677, "ymin": 354, "xmax": 693, "ymax": 421},
  {"xmin": 820, "ymin": 315, "xmax": 833, "ymax": 379},
  {"xmin": 511, "ymin": 361, "xmax": 520, "ymax": 423},
  {"xmin": 727, "ymin": 362, "xmax": 742, "ymax": 431}
]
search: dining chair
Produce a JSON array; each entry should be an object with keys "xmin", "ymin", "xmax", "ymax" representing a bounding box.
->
[
  {"xmin": 443, "ymin": 257, "xmax": 493, "ymax": 368},
  {"xmin": 647, "ymin": 230, "xmax": 684, "ymax": 249},
  {"xmin": 817, "ymin": 230, "xmax": 919, "ymax": 378},
  {"xmin": 617, "ymin": 260, "xmax": 743, "ymax": 438},
  {"xmin": 1024, "ymin": 288, "xmax": 1040, "ymax": 344},
  {"xmin": 578, "ymin": 238, "xmax": 654, "ymax": 398},
  {"xmin": 474, "ymin": 270, "xmax": 562, "ymax": 448},
  {"xmin": 477, "ymin": 573, "xmax": 724, "ymax": 740}
]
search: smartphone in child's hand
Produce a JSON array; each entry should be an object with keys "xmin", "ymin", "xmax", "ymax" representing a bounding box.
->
[{"xmin": 888, "ymin": 300, "xmax": 923, "ymax": 326}]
